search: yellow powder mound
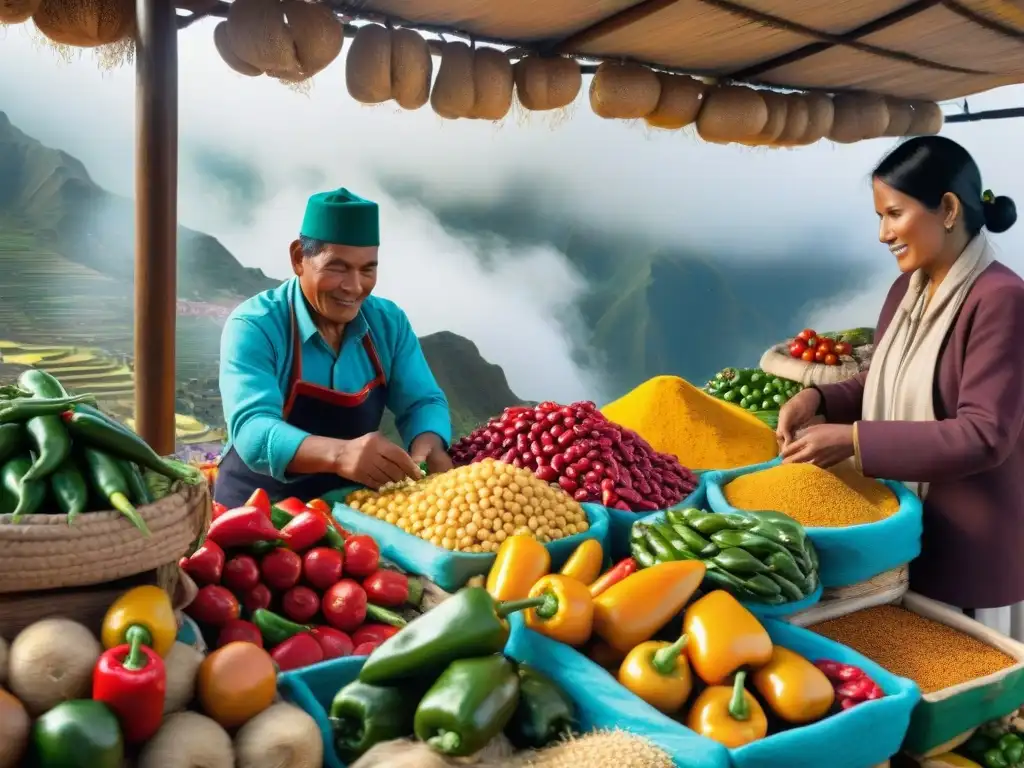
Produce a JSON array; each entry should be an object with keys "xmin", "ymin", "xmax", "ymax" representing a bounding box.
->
[
  {"xmin": 601, "ymin": 375, "xmax": 779, "ymax": 470},
  {"xmin": 829, "ymin": 460, "xmax": 900, "ymax": 517},
  {"xmin": 724, "ymin": 463, "xmax": 896, "ymax": 528}
]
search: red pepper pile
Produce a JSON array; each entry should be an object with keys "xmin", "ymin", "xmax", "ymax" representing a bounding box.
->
[
  {"xmin": 813, "ymin": 659, "xmax": 885, "ymax": 709},
  {"xmin": 180, "ymin": 490, "xmax": 423, "ymax": 671},
  {"xmin": 450, "ymin": 401, "xmax": 698, "ymax": 512}
]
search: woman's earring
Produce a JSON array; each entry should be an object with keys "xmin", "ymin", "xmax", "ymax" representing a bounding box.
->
[{"xmin": 945, "ymin": 224, "xmax": 954, "ymax": 233}]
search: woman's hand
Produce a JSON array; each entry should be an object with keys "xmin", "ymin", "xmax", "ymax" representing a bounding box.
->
[
  {"xmin": 410, "ymin": 432, "xmax": 453, "ymax": 475},
  {"xmin": 781, "ymin": 424, "xmax": 855, "ymax": 468},
  {"xmin": 776, "ymin": 388, "xmax": 822, "ymax": 450}
]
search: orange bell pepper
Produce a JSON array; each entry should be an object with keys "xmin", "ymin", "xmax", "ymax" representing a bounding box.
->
[
  {"xmin": 592, "ymin": 560, "xmax": 705, "ymax": 654},
  {"xmin": 751, "ymin": 646, "xmax": 835, "ymax": 724},
  {"xmin": 524, "ymin": 574, "xmax": 594, "ymax": 646},
  {"xmin": 560, "ymin": 539, "xmax": 603, "ymax": 585},
  {"xmin": 617, "ymin": 634, "xmax": 693, "ymax": 714},
  {"xmin": 687, "ymin": 671, "xmax": 768, "ymax": 748},
  {"xmin": 486, "ymin": 534, "xmax": 551, "ymax": 602},
  {"xmin": 683, "ymin": 590, "xmax": 773, "ymax": 685}
]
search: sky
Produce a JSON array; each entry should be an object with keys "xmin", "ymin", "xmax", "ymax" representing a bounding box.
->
[{"xmin": 1, "ymin": 19, "xmax": 1022, "ymax": 402}]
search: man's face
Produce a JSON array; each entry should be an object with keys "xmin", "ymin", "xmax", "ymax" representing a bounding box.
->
[{"xmin": 291, "ymin": 241, "xmax": 378, "ymax": 324}]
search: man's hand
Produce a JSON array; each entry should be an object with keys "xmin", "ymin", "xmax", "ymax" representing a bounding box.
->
[
  {"xmin": 410, "ymin": 432, "xmax": 453, "ymax": 475},
  {"xmin": 781, "ymin": 423, "xmax": 855, "ymax": 468},
  {"xmin": 334, "ymin": 432, "xmax": 421, "ymax": 489}
]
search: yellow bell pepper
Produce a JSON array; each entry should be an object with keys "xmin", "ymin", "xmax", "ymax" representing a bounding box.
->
[
  {"xmin": 486, "ymin": 534, "xmax": 551, "ymax": 602},
  {"xmin": 686, "ymin": 671, "xmax": 768, "ymax": 749},
  {"xmin": 524, "ymin": 573, "xmax": 594, "ymax": 646},
  {"xmin": 683, "ymin": 590, "xmax": 773, "ymax": 685},
  {"xmin": 559, "ymin": 539, "xmax": 603, "ymax": 585},
  {"xmin": 593, "ymin": 560, "xmax": 705, "ymax": 654},
  {"xmin": 617, "ymin": 634, "xmax": 693, "ymax": 714},
  {"xmin": 751, "ymin": 646, "xmax": 834, "ymax": 724},
  {"xmin": 101, "ymin": 585, "xmax": 177, "ymax": 658}
]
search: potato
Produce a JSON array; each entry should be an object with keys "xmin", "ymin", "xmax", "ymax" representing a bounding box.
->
[
  {"xmin": 163, "ymin": 642, "xmax": 205, "ymax": 714},
  {"xmin": 137, "ymin": 711, "xmax": 233, "ymax": 768},
  {"xmin": 8, "ymin": 618, "xmax": 100, "ymax": 716},
  {"xmin": 234, "ymin": 703, "xmax": 321, "ymax": 768}
]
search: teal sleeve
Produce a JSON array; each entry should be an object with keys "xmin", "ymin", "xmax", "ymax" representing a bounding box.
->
[
  {"xmin": 385, "ymin": 309, "xmax": 452, "ymax": 449},
  {"xmin": 219, "ymin": 315, "xmax": 309, "ymax": 481}
]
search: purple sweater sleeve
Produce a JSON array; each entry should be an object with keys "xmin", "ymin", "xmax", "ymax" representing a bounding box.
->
[{"xmin": 858, "ymin": 285, "xmax": 1024, "ymax": 482}]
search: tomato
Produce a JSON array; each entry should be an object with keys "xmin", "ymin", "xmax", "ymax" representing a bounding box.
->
[
  {"xmin": 282, "ymin": 586, "xmax": 321, "ymax": 623},
  {"xmin": 801, "ymin": 349, "xmax": 816, "ymax": 362},
  {"xmin": 797, "ymin": 328, "xmax": 817, "ymax": 342},
  {"xmin": 260, "ymin": 549, "xmax": 302, "ymax": 592},
  {"xmin": 216, "ymin": 619, "xmax": 263, "ymax": 649},
  {"xmin": 834, "ymin": 341, "xmax": 853, "ymax": 356},
  {"xmin": 789, "ymin": 340, "xmax": 807, "ymax": 359},
  {"xmin": 222, "ymin": 555, "xmax": 260, "ymax": 593},
  {"xmin": 816, "ymin": 338, "xmax": 834, "ymax": 354},
  {"xmin": 241, "ymin": 583, "xmax": 272, "ymax": 613},
  {"xmin": 815, "ymin": 346, "xmax": 829, "ymax": 362},
  {"xmin": 824, "ymin": 353, "xmax": 839, "ymax": 365},
  {"xmin": 806, "ymin": 335, "xmax": 819, "ymax": 348},
  {"xmin": 343, "ymin": 535, "xmax": 380, "ymax": 578},
  {"xmin": 322, "ymin": 579, "xmax": 368, "ymax": 632},
  {"xmin": 303, "ymin": 547, "xmax": 344, "ymax": 590}
]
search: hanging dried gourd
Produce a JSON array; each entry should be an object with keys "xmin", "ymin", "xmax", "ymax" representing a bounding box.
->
[
  {"xmin": 696, "ymin": 85, "xmax": 769, "ymax": 145},
  {"xmin": 644, "ymin": 73, "xmax": 704, "ymax": 130},
  {"xmin": 32, "ymin": 0, "xmax": 134, "ymax": 47},
  {"xmin": 829, "ymin": 92, "xmax": 889, "ymax": 144},
  {"xmin": 225, "ymin": 0, "xmax": 343, "ymax": 83},
  {"xmin": 346, "ymin": 23, "xmax": 432, "ymax": 109},
  {"xmin": 773, "ymin": 93, "xmax": 810, "ymax": 146},
  {"xmin": 749, "ymin": 90, "xmax": 788, "ymax": 146},
  {"xmin": 0, "ymin": 0, "xmax": 41, "ymax": 25},
  {"xmin": 590, "ymin": 62, "xmax": 662, "ymax": 119},
  {"xmin": 430, "ymin": 42, "xmax": 514, "ymax": 121},
  {"xmin": 798, "ymin": 92, "xmax": 835, "ymax": 145},
  {"xmin": 882, "ymin": 97, "xmax": 915, "ymax": 137},
  {"xmin": 214, "ymin": 20, "xmax": 261, "ymax": 77},
  {"xmin": 513, "ymin": 55, "xmax": 582, "ymax": 111},
  {"xmin": 907, "ymin": 100, "xmax": 944, "ymax": 135}
]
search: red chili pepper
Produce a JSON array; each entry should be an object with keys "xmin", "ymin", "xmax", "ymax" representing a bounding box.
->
[
  {"xmin": 309, "ymin": 626, "xmax": 354, "ymax": 660},
  {"xmin": 352, "ymin": 623, "xmax": 401, "ymax": 647},
  {"xmin": 178, "ymin": 539, "xmax": 225, "ymax": 585},
  {"xmin": 815, "ymin": 659, "xmax": 866, "ymax": 682},
  {"xmin": 343, "ymin": 535, "xmax": 380, "ymax": 578},
  {"xmin": 211, "ymin": 501, "xmax": 229, "ymax": 520},
  {"xmin": 588, "ymin": 557, "xmax": 638, "ymax": 597},
  {"xmin": 185, "ymin": 585, "xmax": 240, "ymax": 627},
  {"xmin": 206, "ymin": 506, "xmax": 281, "ymax": 548},
  {"xmin": 92, "ymin": 628, "xmax": 166, "ymax": 744},
  {"xmin": 307, "ymin": 498, "xmax": 348, "ymax": 537},
  {"xmin": 280, "ymin": 510, "xmax": 329, "ymax": 553},
  {"xmin": 271, "ymin": 632, "xmax": 324, "ymax": 672},
  {"xmin": 216, "ymin": 619, "xmax": 263, "ymax": 648},
  {"xmin": 275, "ymin": 497, "xmax": 308, "ymax": 516},
  {"xmin": 353, "ymin": 641, "xmax": 381, "ymax": 656},
  {"xmin": 836, "ymin": 676, "xmax": 876, "ymax": 701},
  {"xmin": 245, "ymin": 488, "xmax": 272, "ymax": 518},
  {"xmin": 361, "ymin": 569, "xmax": 423, "ymax": 608}
]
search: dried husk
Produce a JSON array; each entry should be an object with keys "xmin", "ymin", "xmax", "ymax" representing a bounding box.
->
[
  {"xmin": 829, "ymin": 92, "xmax": 890, "ymax": 144},
  {"xmin": 32, "ymin": 0, "xmax": 134, "ymax": 47},
  {"xmin": 589, "ymin": 62, "xmax": 661, "ymax": 120},
  {"xmin": 883, "ymin": 97, "xmax": 915, "ymax": 136},
  {"xmin": 749, "ymin": 90, "xmax": 788, "ymax": 145},
  {"xmin": 225, "ymin": 0, "xmax": 342, "ymax": 82},
  {"xmin": 696, "ymin": 85, "xmax": 769, "ymax": 145},
  {"xmin": 470, "ymin": 46, "xmax": 514, "ymax": 121},
  {"xmin": 513, "ymin": 55, "xmax": 582, "ymax": 111},
  {"xmin": 346, "ymin": 23, "xmax": 392, "ymax": 104},
  {"xmin": 283, "ymin": 0, "xmax": 343, "ymax": 79},
  {"xmin": 907, "ymin": 100, "xmax": 944, "ymax": 135},
  {"xmin": 390, "ymin": 28, "xmax": 432, "ymax": 110},
  {"xmin": 774, "ymin": 93, "xmax": 810, "ymax": 146},
  {"xmin": 644, "ymin": 73, "xmax": 704, "ymax": 130},
  {"xmin": 800, "ymin": 92, "xmax": 835, "ymax": 144},
  {"xmin": 214, "ymin": 20, "xmax": 262, "ymax": 77},
  {"xmin": 0, "ymin": 0, "xmax": 40, "ymax": 25},
  {"xmin": 430, "ymin": 40, "xmax": 475, "ymax": 119}
]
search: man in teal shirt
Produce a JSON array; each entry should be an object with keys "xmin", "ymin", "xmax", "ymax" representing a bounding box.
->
[{"xmin": 215, "ymin": 188, "xmax": 453, "ymax": 508}]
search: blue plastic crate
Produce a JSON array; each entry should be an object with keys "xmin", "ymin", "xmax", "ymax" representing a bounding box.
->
[
  {"xmin": 324, "ymin": 488, "xmax": 609, "ymax": 592},
  {"xmin": 604, "ymin": 476, "xmax": 707, "ymax": 560},
  {"xmin": 704, "ymin": 458, "xmax": 922, "ymax": 587}
]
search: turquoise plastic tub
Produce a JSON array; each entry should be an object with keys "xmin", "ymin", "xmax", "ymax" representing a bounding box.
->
[
  {"xmin": 704, "ymin": 458, "xmax": 923, "ymax": 587},
  {"xmin": 605, "ymin": 476, "xmax": 707, "ymax": 560},
  {"xmin": 324, "ymin": 490, "xmax": 609, "ymax": 592}
]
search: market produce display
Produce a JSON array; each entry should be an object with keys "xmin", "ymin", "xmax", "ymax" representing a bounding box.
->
[
  {"xmin": 786, "ymin": 328, "xmax": 857, "ymax": 366},
  {"xmin": 722, "ymin": 462, "xmax": 900, "ymax": 528},
  {"xmin": 704, "ymin": 367, "xmax": 803, "ymax": 412},
  {"xmin": 630, "ymin": 507, "xmax": 820, "ymax": 605},
  {"xmin": 810, "ymin": 605, "xmax": 1017, "ymax": 694},
  {"xmin": 601, "ymin": 375, "xmax": 780, "ymax": 471},
  {"xmin": 181, "ymin": 490, "xmax": 421, "ymax": 669},
  {"xmin": 0, "ymin": 370, "xmax": 200, "ymax": 531},
  {"xmin": 449, "ymin": 400, "xmax": 698, "ymax": 512}
]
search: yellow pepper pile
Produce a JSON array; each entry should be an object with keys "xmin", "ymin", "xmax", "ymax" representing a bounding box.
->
[{"xmin": 484, "ymin": 541, "xmax": 842, "ymax": 750}]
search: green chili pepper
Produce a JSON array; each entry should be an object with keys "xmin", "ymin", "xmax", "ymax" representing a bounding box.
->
[
  {"xmin": 712, "ymin": 547, "xmax": 770, "ymax": 575},
  {"xmin": 765, "ymin": 571, "xmax": 807, "ymax": 601},
  {"xmin": 413, "ymin": 655, "xmax": 521, "ymax": 757},
  {"xmin": 983, "ymin": 747, "xmax": 1010, "ymax": 768},
  {"xmin": 2, "ymin": 454, "xmax": 47, "ymax": 521},
  {"xmin": 689, "ymin": 511, "xmax": 757, "ymax": 535},
  {"xmin": 250, "ymin": 539, "xmax": 285, "ymax": 556},
  {"xmin": 652, "ymin": 522, "xmax": 700, "ymax": 561},
  {"xmin": 506, "ymin": 664, "xmax": 576, "ymax": 749},
  {"xmin": 0, "ymin": 423, "xmax": 24, "ymax": 466},
  {"xmin": 118, "ymin": 460, "xmax": 152, "ymax": 507},
  {"xmin": 82, "ymin": 447, "xmax": 150, "ymax": 535},
  {"xmin": 50, "ymin": 456, "xmax": 90, "ymax": 523},
  {"xmin": 359, "ymin": 586, "xmax": 546, "ymax": 686},
  {"xmin": 17, "ymin": 370, "xmax": 72, "ymax": 483},
  {"xmin": 703, "ymin": 567, "xmax": 761, "ymax": 601},
  {"xmin": 643, "ymin": 525, "xmax": 680, "ymax": 562},
  {"xmin": 251, "ymin": 608, "xmax": 311, "ymax": 646},
  {"xmin": 765, "ymin": 549, "xmax": 808, "ymax": 583},
  {"xmin": 710, "ymin": 530, "xmax": 789, "ymax": 559},
  {"xmin": 330, "ymin": 680, "xmax": 418, "ymax": 761},
  {"xmin": 747, "ymin": 510, "xmax": 808, "ymax": 546},
  {"xmin": 0, "ymin": 394, "xmax": 97, "ymax": 424},
  {"xmin": 630, "ymin": 541, "xmax": 656, "ymax": 569},
  {"xmin": 743, "ymin": 573, "xmax": 783, "ymax": 598},
  {"xmin": 663, "ymin": 514, "xmax": 717, "ymax": 556}
]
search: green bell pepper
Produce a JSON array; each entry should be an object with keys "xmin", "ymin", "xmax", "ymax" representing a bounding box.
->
[
  {"xmin": 999, "ymin": 733, "xmax": 1024, "ymax": 764},
  {"xmin": 358, "ymin": 586, "xmax": 544, "ymax": 685},
  {"xmin": 983, "ymin": 748, "xmax": 1010, "ymax": 768},
  {"xmin": 330, "ymin": 680, "xmax": 419, "ymax": 761},
  {"xmin": 413, "ymin": 655, "xmax": 520, "ymax": 757},
  {"xmin": 31, "ymin": 699, "xmax": 124, "ymax": 768},
  {"xmin": 506, "ymin": 665, "xmax": 576, "ymax": 749}
]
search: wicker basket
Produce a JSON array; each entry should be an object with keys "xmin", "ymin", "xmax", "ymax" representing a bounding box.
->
[{"xmin": 0, "ymin": 481, "xmax": 210, "ymax": 594}]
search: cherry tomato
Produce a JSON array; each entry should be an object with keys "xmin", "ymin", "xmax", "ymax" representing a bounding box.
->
[
  {"xmin": 801, "ymin": 349, "xmax": 816, "ymax": 362},
  {"xmin": 797, "ymin": 328, "xmax": 817, "ymax": 342},
  {"xmin": 834, "ymin": 341, "xmax": 853, "ymax": 356},
  {"xmin": 815, "ymin": 346, "xmax": 829, "ymax": 362},
  {"xmin": 260, "ymin": 548, "xmax": 303, "ymax": 592},
  {"xmin": 789, "ymin": 340, "xmax": 807, "ymax": 359},
  {"xmin": 824, "ymin": 353, "xmax": 839, "ymax": 365},
  {"xmin": 816, "ymin": 338, "xmax": 834, "ymax": 354}
]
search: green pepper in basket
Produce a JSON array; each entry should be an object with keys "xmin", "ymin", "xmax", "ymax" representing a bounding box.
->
[
  {"xmin": 0, "ymin": 423, "xmax": 24, "ymax": 466},
  {"xmin": 82, "ymin": 447, "xmax": 151, "ymax": 535},
  {"xmin": 31, "ymin": 699, "xmax": 125, "ymax": 768},
  {"xmin": 2, "ymin": 454, "xmax": 46, "ymax": 521},
  {"xmin": 506, "ymin": 665, "xmax": 576, "ymax": 749},
  {"xmin": 16, "ymin": 370, "xmax": 73, "ymax": 483},
  {"xmin": 999, "ymin": 733, "xmax": 1024, "ymax": 764},
  {"xmin": 118, "ymin": 460, "xmax": 152, "ymax": 507},
  {"xmin": 414, "ymin": 655, "xmax": 521, "ymax": 757},
  {"xmin": 50, "ymin": 455, "xmax": 90, "ymax": 522},
  {"xmin": 330, "ymin": 680, "xmax": 420, "ymax": 761}
]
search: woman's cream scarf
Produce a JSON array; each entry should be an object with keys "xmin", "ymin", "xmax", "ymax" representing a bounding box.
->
[{"xmin": 861, "ymin": 234, "xmax": 994, "ymax": 499}]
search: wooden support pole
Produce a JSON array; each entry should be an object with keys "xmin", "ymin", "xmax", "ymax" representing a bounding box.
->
[{"xmin": 134, "ymin": 0, "xmax": 179, "ymax": 456}]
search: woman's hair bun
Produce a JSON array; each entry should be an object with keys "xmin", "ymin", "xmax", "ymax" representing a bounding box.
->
[{"xmin": 984, "ymin": 194, "xmax": 1017, "ymax": 234}]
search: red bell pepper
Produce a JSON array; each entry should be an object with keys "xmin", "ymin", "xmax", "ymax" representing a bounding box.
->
[
  {"xmin": 206, "ymin": 506, "xmax": 280, "ymax": 548},
  {"xmin": 279, "ymin": 510, "xmax": 328, "ymax": 553},
  {"xmin": 588, "ymin": 557, "xmax": 638, "ymax": 597},
  {"xmin": 309, "ymin": 626, "xmax": 354, "ymax": 660},
  {"xmin": 361, "ymin": 569, "xmax": 423, "ymax": 608},
  {"xmin": 352, "ymin": 623, "xmax": 401, "ymax": 647},
  {"xmin": 178, "ymin": 539, "xmax": 225, "ymax": 585},
  {"xmin": 271, "ymin": 632, "xmax": 324, "ymax": 671},
  {"xmin": 343, "ymin": 535, "xmax": 380, "ymax": 578},
  {"xmin": 92, "ymin": 628, "xmax": 166, "ymax": 744},
  {"xmin": 245, "ymin": 488, "xmax": 272, "ymax": 518},
  {"xmin": 217, "ymin": 619, "xmax": 263, "ymax": 648}
]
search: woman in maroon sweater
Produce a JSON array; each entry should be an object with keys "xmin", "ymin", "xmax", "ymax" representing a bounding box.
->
[{"xmin": 777, "ymin": 136, "xmax": 1021, "ymax": 630}]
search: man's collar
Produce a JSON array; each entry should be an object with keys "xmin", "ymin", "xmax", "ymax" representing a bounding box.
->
[{"xmin": 291, "ymin": 277, "xmax": 368, "ymax": 345}]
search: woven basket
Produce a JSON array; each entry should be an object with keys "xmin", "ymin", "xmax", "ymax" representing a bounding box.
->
[
  {"xmin": 0, "ymin": 481, "xmax": 210, "ymax": 594},
  {"xmin": 787, "ymin": 566, "xmax": 909, "ymax": 626}
]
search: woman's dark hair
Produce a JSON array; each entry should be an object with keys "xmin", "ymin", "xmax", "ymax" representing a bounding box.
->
[{"xmin": 872, "ymin": 135, "xmax": 1017, "ymax": 235}]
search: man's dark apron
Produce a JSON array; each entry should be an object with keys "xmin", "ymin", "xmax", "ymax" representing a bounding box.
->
[{"xmin": 214, "ymin": 303, "xmax": 387, "ymax": 509}]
